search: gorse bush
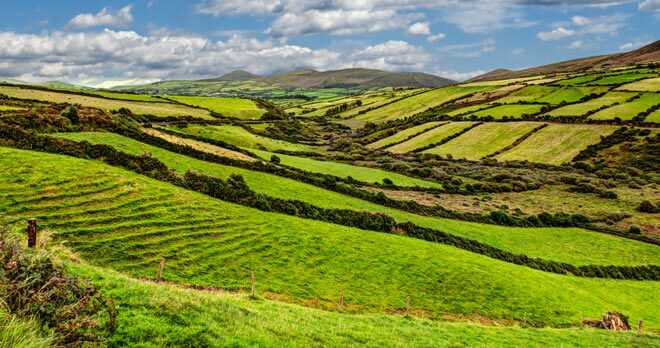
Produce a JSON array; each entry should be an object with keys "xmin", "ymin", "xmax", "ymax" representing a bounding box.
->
[{"xmin": 0, "ymin": 228, "xmax": 117, "ymax": 346}]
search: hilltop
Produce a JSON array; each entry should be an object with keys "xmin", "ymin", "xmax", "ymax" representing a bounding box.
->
[
  {"xmin": 469, "ymin": 40, "xmax": 660, "ymax": 82},
  {"xmin": 259, "ymin": 68, "xmax": 455, "ymax": 88}
]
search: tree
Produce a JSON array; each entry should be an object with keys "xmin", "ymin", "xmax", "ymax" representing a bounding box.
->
[
  {"xmin": 61, "ymin": 106, "xmax": 79, "ymax": 124},
  {"xmin": 270, "ymin": 155, "xmax": 281, "ymax": 164}
]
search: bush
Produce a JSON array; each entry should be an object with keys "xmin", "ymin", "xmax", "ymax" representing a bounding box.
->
[
  {"xmin": 382, "ymin": 178, "xmax": 393, "ymax": 186},
  {"xmin": 270, "ymin": 154, "xmax": 281, "ymax": 164},
  {"xmin": 60, "ymin": 106, "xmax": 79, "ymax": 124},
  {"xmin": 637, "ymin": 201, "xmax": 659, "ymax": 213},
  {"xmin": 628, "ymin": 226, "xmax": 642, "ymax": 235}
]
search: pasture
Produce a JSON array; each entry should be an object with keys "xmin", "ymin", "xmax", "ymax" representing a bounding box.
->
[
  {"xmin": 165, "ymin": 95, "xmax": 266, "ymax": 119},
  {"xmin": 589, "ymin": 93, "xmax": 660, "ymax": 120},
  {"xmin": 617, "ymin": 77, "xmax": 660, "ymax": 91},
  {"xmin": 544, "ymin": 92, "xmax": 635, "ymax": 117},
  {"xmin": 386, "ymin": 122, "xmax": 476, "ymax": 153},
  {"xmin": 468, "ymin": 104, "xmax": 545, "ymax": 119},
  {"xmin": 366, "ymin": 121, "xmax": 446, "ymax": 149}
]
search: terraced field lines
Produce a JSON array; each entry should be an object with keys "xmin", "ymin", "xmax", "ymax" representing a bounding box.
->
[
  {"xmin": 366, "ymin": 122, "xmax": 446, "ymax": 149},
  {"xmin": 89, "ymin": 91, "xmax": 164, "ymax": 102},
  {"xmin": 492, "ymin": 85, "xmax": 556, "ymax": 104},
  {"xmin": 586, "ymin": 73, "xmax": 658, "ymax": 86},
  {"xmin": 166, "ymin": 96, "xmax": 266, "ymax": 119},
  {"xmin": 469, "ymin": 104, "xmax": 545, "ymax": 119},
  {"xmin": 2, "ymin": 147, "xmax": 659, "ymax": 329},
  {"xmin": 0, "ymin": 86, "xmax": 213, "ymax": 119},
  {"xmin": 616, "ymin": 77, "xmax": 660, "ymax": 91},
  {"xmin": 445, "ymin": 104, "xmax": 495, "ymax": 117},
  {"xmin": 35, "ymin": 133, "xmax": 660, "ymax": 268},
  {"xmin": 495, "ymin": 124, "xmax": 618, "ymax": 165},
  {"xmin": 460, "ymin": 76, "xmax": 543, "ymax": 86},
  {"xmin": 387, "ymin": 122, "xmax": 476, "ymax": 153},
  {"xmin": 554, "ymin": 75, "xmax": 604, "ymax": 86},
  {"xmin": 590, "ymin": 94, "xmax": 660, "ymax": 120},
  {"xmin": 248, "ymin": 149, "xmax": 442, "ymax": 188},
  {"xmin": 646, "ymin": 107, "xmax": 660, "ymax": 123},
  {"xmin": 534, "ymin": 86, "xmax": 610, "ymax": 105},
  {"xmin": 352, "ymin": 86, "xmax": 495, "ymax": 123},
  {"xmin": 545, "ymin": 92, "xmax": 635, "ymax": 117},
  {"xmin": 168, "ymin": 124, "xmax": 318, "ymax": 152},
  {"xmin": 423, "ymin": 122, "xmax": 541, "ymax": 160}
]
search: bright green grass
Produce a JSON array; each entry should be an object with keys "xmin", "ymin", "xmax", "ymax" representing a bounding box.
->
[
  {"xmin": 590, "ymin": 94, "xmax": 660, "ymax": 120},
  {"xmin": 0, "ymin": 86, "xmax": 213, "ymax": 119},
  {"xmin": 496, "ymin": 124, "xmax": 618, "ymax": 165},
  {"xmin": 587, "ymin": 73, "xmax": 658, "ymax": 86},
  {"xmin": 555, "ymin": 75, "xmax": 605, "ymax": 86},
  {"xmin": 166, "ymin": 96, "xmax": 266, "ymax": 119},
  {"xmin": 167, "ymin": 124, "xmax": 317, "ymax": 152},
  {"xmin": 63, "ymin": 263, "xmax": 660, "ymax": 347},
  {"xmin": 445, "ymin": 104, "xmax": 495, "ymax": 117},
  {"xmin": 1, "ymin": 147, "xmax": 659, "ymax": 329},
  {"xmin": 469, "ymin": 104, "xmax": 545, "ymax": 119},
  {"xmin": 336, "ymin": 90, "xmax": 422, "ymax": 119},
  {"xmin": 647, "ymin": 107, "xmax": 660, "ymax": 123},
  {"xmin": 88, "ymin": 91, "xmax": 164, "ymax": 102},
  {"xmin": 387, "ymin": 122, "xmax": 476, "ymax": 154},
  {"xmin": 0, "ymin": 309, "xmax": 54, "ymax": 348},
  {"xmin": 423, "ymin": 122, "xmax": 540, "ymax": 160},
  {"xmin": 617, "ymin": 77, "xmax": 660, "ymax": 92},
  {"xmin": 492, "ymin": 85, "xmax": 556, "ymax": 104},
  {"xmin": 248, "ymin": 149, "xmax": 442, "ymax": 188},
  {"xmin": 545, "ymin": 92, "xmax": 635, "ymax": 117},
  {"xmin": 534, "ymin": 87, "xmax": 610, "ymax": 105},
  {"xmin": 460, "ymin": 76, "xmax": 543, "ymax": 87},
  {"xmin": 352, "ymin": 86, "xmax": 494, "ymax": 123},
  {"xmin": 0, "ymin": 105, "xmax": 24, "ymax": 111},
  {"xmin": 41, "ymin": 133, "xmax": 660, "ymax": 268},
  {"xmin": 366, "ymin": 122, "xmax": 446, "ymax": 149}
]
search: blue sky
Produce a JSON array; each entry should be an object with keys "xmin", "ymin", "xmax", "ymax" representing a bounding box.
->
[{"xmin": 0, "ymin": 0, "xmax": 658, "ymax": 86}]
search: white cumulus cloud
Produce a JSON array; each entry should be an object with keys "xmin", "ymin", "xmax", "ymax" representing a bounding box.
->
[
  {"xmin": 407, "ymin": 22, "xmax": 431, "ymax": 35},
  {"xmin": 537, "ymin": 27, "xmax": 575, "ymax": 40},
  {"xmin": 67, "ymin": 5, "xmax": 133, "ymax": 30}
]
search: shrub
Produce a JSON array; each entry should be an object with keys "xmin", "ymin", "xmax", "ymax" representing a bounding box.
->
[
  {"xmin": 382, "ymin": 178, "xmax": 393, "ymax": 186},
  {"xmin": 628, "ymin": 226, "xmax": 642, "ymax": 235},
  {"xmin": 270, "ymin": 154, "xmax": 281, "ymax": 164},
  {"xmin": 637, "ymin": 201, "xmax": 659, "ymax": 213},
  {"xmin": 60, "ymin": 106, "xmax": 79, "ymax": 124}
]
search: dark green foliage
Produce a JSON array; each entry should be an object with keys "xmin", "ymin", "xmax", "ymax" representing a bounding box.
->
[
  {"xmin": 0, "ymin": 228, "xmax": 117, "ymax": 346},
  {"xmin": 628, "ymin": 226, "xmax": 642, "ymax": 235},
  {"xmin": 270, "ymin": 154, "xmax": 281, "ymax": 164},
  {"xmin": 637, "ymin": 200, "xmax": 659, "ymax": 213},
  {"xmin": 60, "ymin": 105, "xmax": 79, "ymax": 124}
]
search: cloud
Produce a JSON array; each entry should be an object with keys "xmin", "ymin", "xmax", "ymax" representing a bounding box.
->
[
  {"xmin": 571, "ymin": 15, "xmax": 591, "ymax": 25},
  {"xmin": 639, "ymin": 0, "xmax": 660, "ymax": 11},
  {"xmin": 537, "ymin": 27, "xmax": 575, "ymax": 40},
  {"xmin": 619, "ymin": 40, "xmax": 650, "ymax": 50},
  {"xmin": 196, "ymin": 0, "xmax": 283, "ymax": 16},
  {"xmin": 568, "ymin": 40, "xmax": 584, "ymax": 48},
  {"xmin": 427, "ymin": 33, "xmax": 446, "ymax": 42},
  {"xmin": 407, "ymin": 22, "xmax": 431, "ymax": 35},
  {"xmin": 434, "ymin": 69, "xmax": 486, "ymax": 81},
  {"xmin": 67, "ymin": 5, "xmax": 133, "ymax": 29},
  {"xmin": 0, "ymin": 29, "xmax": 432, "ymax": 84},
  {"xmin": 437, "ymin": 39, "xmax": 496, "ymax": 58}
]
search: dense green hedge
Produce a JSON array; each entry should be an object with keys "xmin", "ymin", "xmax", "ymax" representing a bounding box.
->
[{"xmin": 1, "ymin": 122, "xmax": 658, "ymax": 280}]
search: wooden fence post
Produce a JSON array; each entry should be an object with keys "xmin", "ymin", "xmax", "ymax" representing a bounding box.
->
[
  {"xmin": 405, "ymin": 295, "xmax": 411, "ymax": 317},
  {"xmin": 27, "ymin": 218, "xmax": 37, "ymax": 248},
  {"xmin": 156, "ymin": 258, "xmax": 165, "ymax": 282},
  {"xmin": 250, "ymin": 271, "xmax": 255, "ymax": 298},
  {"xmin": 637, "ymin": 320, "xmax": 643, "ymax": 334},
  {"xmin": 338, "ymin": 292, "xmax": 345, "ymax": 313}
]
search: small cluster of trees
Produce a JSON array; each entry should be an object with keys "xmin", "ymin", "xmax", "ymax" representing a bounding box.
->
[{"xmin": 325, "ymin": 100, "xmax": 362, "ymax": 116}]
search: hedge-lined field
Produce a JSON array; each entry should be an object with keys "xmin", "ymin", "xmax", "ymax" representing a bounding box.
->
[
  {"xmin": 2, "ymin": 147, "xmax": 659, "ymax": 329},
  {"xmin": 167, "ymin": 124, "xmax": 317, "ymax": 152},
  {"xmin": 423, "ymin": 122, "xmax": 540, "ymax": 160},
  {"xmin": 65, "ymin": 263, "xmax": 660, "ymax": 347},
  {"xmin": 544, "ymin": 92, "xmax": 634, "ymax": 117},
  {"xmin": 366, "ymin": 121, "xmax": 446, "ymax": 149},
  {"xmin": 647, "ymin": 107, "xmax": 660, "ymax": 123},
  {"xmin": 468, "ymin": 104, "xmax": 545, "ymax": 119},
  {"xmin": 88, "ymin": 91, "xmax": 164, "ymax": 102},
  {"xmin": 534, "ymin": 86, "xmax": 610, "ymax": 104},
  {"xmin": 387, "ymin": 122, "xmax": 476, "ymax": 153},
  {"xmin": 491, "ymin": 85, "xmax": 556, "ymax": 103},
  {"xmin": 0, "ymin": 86, "xmax": 213, "ymax": 119},
  {"xmin": 43, "ymin": 132, "xmax": 660, "ymax": 267},
  {"xmin": 587, "ymin": 73, "xmax": 658, "ymax": 86},
  {"xmin": 495, "ymin": 124, "xmax": 618, "ymax": 165},
  {"xmin": 165, "ymin": 96, "xmax": 266, "ymax": 119},
  {"xmin": 351, "ymin": 86, "xmax": 494, "ymax": 123},
  {"xmin": 617, "ymin": 77, "xmax": 660, "ymax": 91},
  {"xmin": 248, "ymin": 148, "xmax": 442, "ymax": 188},
  {"xmin": 589, "ymin": 93, "xmax": 660, "ymax": 120}
]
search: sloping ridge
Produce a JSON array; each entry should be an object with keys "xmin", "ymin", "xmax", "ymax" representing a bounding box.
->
[
  {"xmin": 261, "ymin": 68, "xmax": 455, "ymax": 88},
  {"xmin": 199, "ymin": 70, "xmax": 261, "ymax": 82},
  {"xmin": 468, "ymin": 40, "xmax": 660, "ymax": 82}
]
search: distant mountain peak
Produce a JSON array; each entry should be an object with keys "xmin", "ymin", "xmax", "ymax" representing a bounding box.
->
[{"xmin": 199, "ymin": 70, "xmax": 261, "ymax": 82}]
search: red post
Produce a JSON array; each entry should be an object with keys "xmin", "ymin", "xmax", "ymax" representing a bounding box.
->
[{"xmin": 27, "ymin": 219, "xmax": 37, "ymax": 248}]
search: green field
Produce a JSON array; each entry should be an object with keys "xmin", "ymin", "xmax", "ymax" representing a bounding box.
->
[
  {"xmin": 166, "ymin": 124, "xmax": 318, "ymax": 152},
  {"xmin": 142, "ymin": 128, "xmax": 258, "ymax": 162},
  {"xmin": 590, "ymin": 93, "xmax": 660, "ymax": 120},
  {"xmin": 89, "ymin": 91, "xmax": 164, "ymax": 102},
  {"xmin": 423, "ymin": 122, "xmax": 540, "ymax": 160},
  {"xmin": 0, "ymin": 105, "xmax": 24, "ymax": 111},
  {"xmin": 534, "ymin": 86, "xmax": 610, "ymax": 104},
  {"xmin": 387, "ymin": 122, "xmax": 476, "ymax": 153},
  {"xmin": 555, "ymin": 74, "xmax": 604, "ymax": 86},
  {"xmin": 2, "ymin": 147, "xmax": 659, "ymax": 330},
  {"xmin": 460, "ymin": 76, "xmax": 543, "ymax": 86},
  {"xmin": 352, "ymin": 86, "xmax": 494, "ymax": 123},
  {"xmin": 0, "ymin": 85, "xmax": 213, "ymax": 119},
  {"xmin": 617, "ymin": 77, "xmax": 660, "ymax": 91},
  {"xmin": 335, "ymin": 90, "xmax": 423, "ymax": 119},
  {"xmin": 445, "ymin": 104, "xmax": 495, "ymax": 117},
  {"xmin": 647, "ymin": 107, "xmax": 660, "ymax": 122},
  {"xmin": 491, "ymin": 85, "xmax": 556, "ymax": 104},
  {"xmin": 366, "ymin": 122, "xmax": 446, "ymax": 149},
  {"xmin": 46, "ymin": 132, "xmax": 660, "ymax": 267},
  {"xmin": 587, "ymin": 73, "xmax": 658, "ymax": 86},
  {"xmin": 496, "ymin": 124, "xmax": 618, "ymax": 165},
  {"xmin": 468, "ymin": 104, "xmax": 545, "ymax": 119},
  {"xmin": 166, "ymin": 95, "xmax": 266, "ymax": 119},
  {"xmin": 248, "ymin": 148, "xmax": 442, "ymax": 188},
  {"xmin": 545, "ymin": 92, "xmax": 635, "ymax": 117},
  {"xmin": 62, "ymin": 263, "xmax": 660, "ymax": 347}
]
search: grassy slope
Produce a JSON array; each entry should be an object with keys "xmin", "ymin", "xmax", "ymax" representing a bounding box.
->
[
  {"xmin": 617, "ymin": 77, "xmax": 660, "ymax": 91},
  {"xmin": 534, "ymin": 86, "xmax": 610, "ymax": 104},
  {"xmin": 469, "ymin": 104, "xmax": 545, "ymax": 119},
  {"xmin": 64, "ymin": 263, "xmax": 659, "ymax": 347},
  {"xmin": 166, "ymin": 96, "xmax": 266, "ymax": 119},
  {"xmin": 647, "ymin": 108, "xmax": 660, "ymax": 123},
  {"xmin": 44, "ymin": 133, "xmax": 660, "ymax": 267},
  {"xmin": 587, "ymin": 73, "xmax": 658, "ymax": 86},
  {"xmin": 545, "ymin": 92, "xmax": 634, "ymax": 117},
  {"xmin": 366, "ymin": 122, "xmax": 446, "ymax": 149},
  {"xmin": 590, "ymin": 93, "xmax": 660, "ymax": 120},
  {"xmin": 492, "ymin": 85, "xmax": 556, "ymax": 103},
  {"xmin": 445, "ymin": 104, "xmax": 494, "ymax": 117},
  {"xmin": 0, "ymin": 86, "xmax": 213, "ymax": 119},
  {"xmin": 248, "ymin": 148, "xmax": 442, "ymax": 188},
  {"xmin": 143, "ymin": 128, "xmax": 257, "ymax": 162},
  {"xmin": 0, "ymin": 309, "xmax": 53, "ymax": 348},
  {"xmin": 387, "ymin": 122, "xmax": 476, "ymax": 153},
  {"xmin": 423, "ymin": 122, "xmax": 540, "ymax": 160},
  {"xmin": 88, "ymin": 91, "xmax": 164, "ymax": 102},
  {"xmin": 496, "ymin": 124, "xmax": 618, "ymax": 165},
  {"xmin": 352, "ymin": 86, "xmax": 494, "ymax": 123},
  {"xmin": 1, "ymin": 147, "xmax": 659, "ymax": 329},
  {"xmin": 167, "ymin": 124, "xmax": 317, "ymax": 152}
]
